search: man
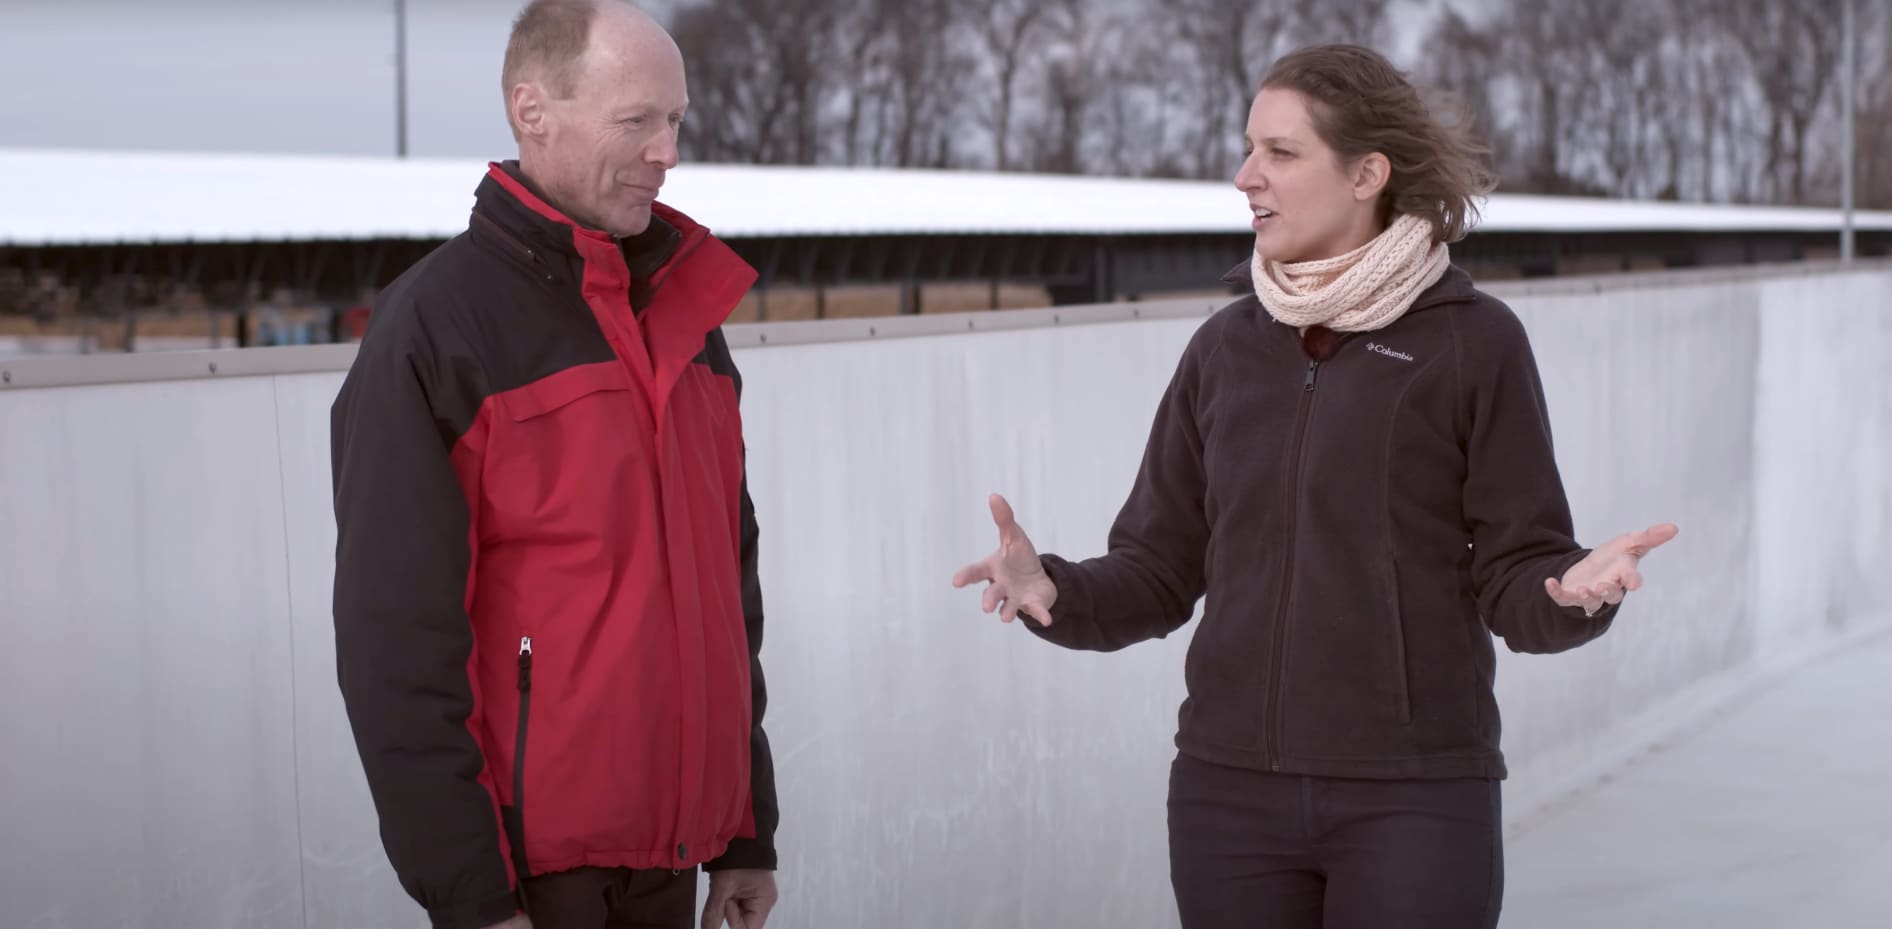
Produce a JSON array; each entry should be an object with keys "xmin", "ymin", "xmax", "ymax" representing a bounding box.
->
[{"xmin": 329, "ymin": 3, "xmax": 778, "ymax": 928}]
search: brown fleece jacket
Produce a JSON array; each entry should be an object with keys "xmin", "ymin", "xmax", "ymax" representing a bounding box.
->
[{"xmin": 1027, "ymin": 262, "xmax": 1614, "ymax": 780}]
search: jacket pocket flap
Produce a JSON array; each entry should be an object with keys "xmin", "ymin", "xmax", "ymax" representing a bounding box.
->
[{"xmin": 502, "ymin": 362, "xmax": 634, "ymax": 421}]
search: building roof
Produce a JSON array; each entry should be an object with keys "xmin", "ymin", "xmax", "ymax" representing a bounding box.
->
[{"xmin": 4, "ymin": 146, "xmax": 1889, "ymax": 246}]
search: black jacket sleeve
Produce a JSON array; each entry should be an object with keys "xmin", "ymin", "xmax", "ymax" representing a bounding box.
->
[
  {"xmin": 1026, "ymin": 320, "xmax": 1216, "ymax": 651},
  {"xmin": 705, "ymin": 340, "xmax": 780, "ymax": 872},
  {"xmin": 330, "ymin": 322, "xmax": 519, "ymax": 929},
  {"xmin": 1455, "ymin": 302, "xmax": 1618, "ymax": 654}
]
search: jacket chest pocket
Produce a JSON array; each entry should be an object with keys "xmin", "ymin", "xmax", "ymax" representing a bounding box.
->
[{"xmin": 486, "ymin": 364, "xmax": 652, "ymax": 538}]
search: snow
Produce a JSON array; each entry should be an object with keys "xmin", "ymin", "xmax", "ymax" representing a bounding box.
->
[{"xmin": 4, "ymin": 145, "xmax": 1888, "ymax": 245}]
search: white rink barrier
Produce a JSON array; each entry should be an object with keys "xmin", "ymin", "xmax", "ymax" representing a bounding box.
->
[{"xmin": 3, "ymin": 261, "xmax": 1888, "ymax": 929}]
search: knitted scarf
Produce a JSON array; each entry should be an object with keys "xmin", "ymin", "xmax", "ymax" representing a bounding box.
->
[{"xmin": 1250, "ymin": 213, "xmax": 1450, "ymax": 333}]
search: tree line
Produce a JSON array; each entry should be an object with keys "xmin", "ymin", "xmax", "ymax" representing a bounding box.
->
[{"xmin": 665, "ymin": 0, "xmax": 1892, "ymax": 209}]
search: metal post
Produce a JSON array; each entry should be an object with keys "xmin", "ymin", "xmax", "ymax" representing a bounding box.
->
[
  {"xmin": 395, "ymin": 0, "xmax": 410, "ymax": 158},
  {"xmin": 1841, "ymin": 0, "xmax": 1856, "ymax": 263}
]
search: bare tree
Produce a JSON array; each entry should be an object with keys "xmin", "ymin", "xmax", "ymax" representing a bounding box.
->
[
  {"xmin": 1723, "ymin": 0, "xmax": 1844, "ymax": 203},
  {"xmin": 1018, "ymin": 0, "xmax": 1096, "ymax": 174},
  {"xmin": 1159, "ymin": 0, "xmax": 1302, "ymax": 179},
  {"xmin": 1568, "ymin": 0, "xmax": 1670, "ymax": 198},
  {"xmin": 1859, "ymin": 1, "xmax": 1892, "ymax": 208},
  {"xmin": 1637, "ymin": 0, "xmax": 1738, "ymax": 202},
  {"xmin": 829, "ymin": 0, "xmax": 893, "ymax": 166},
  {"xmin": 969, "ymin": 0, "xmax": 1057, "ymax": 171},
  {"xmin": 1807, "ymin": 0, "xmax": 1892, "ymax": 208},
  {"xmin": 877, "ymin": 0, "xmax": 972, "ymax": 167},
  {"xmin": 1084, "ymin": 13, "xmax": 1183, "ymax": 177},
  {"xmin": 669, "ymin": 0, "xmax": 836, "ymax": 165},
  {"xmin": 1497, "ymin": 0, "xmax": 1603, "ymax": 194},
  {"xmin": 668, "ymin": 0, "xmax": 763, "ymax": 163},
  {"xmin": 1418, "ymin": 7, "xmax": 1507, "ymax": 176},
  {"xmin": 769, "ymin": 0, "xmax": 837, "ymax": 164},
  {"xmin": 1293, "ymin": 0, "xmax": 1392, "ymax": 48},
  {"xmin": 661, "ymin": 0, "xmax": 1873, "ymax": 209}
]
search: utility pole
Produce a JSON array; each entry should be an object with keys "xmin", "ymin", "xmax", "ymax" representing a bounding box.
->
[
  {"xmin": 1841, "ymin": 0, "xmax": 1855, "ymax": 263},
  {"xmin": 395, "ymin": 0, "xmax": 410, "ymax": 158}
]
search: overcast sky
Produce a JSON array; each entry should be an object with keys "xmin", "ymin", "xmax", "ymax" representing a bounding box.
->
[
  {"xmin": 2, "ymin": 0, "xmax": 1454, "ymax": 160},
  {"xmin": 1, "ymin": 0, "xmax": 676, "ymax": 158}
]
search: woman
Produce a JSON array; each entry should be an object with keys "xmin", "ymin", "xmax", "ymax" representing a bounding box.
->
[{"xmin": 952, "ymin": 44, "xmax": 1676, "ymax": 929}]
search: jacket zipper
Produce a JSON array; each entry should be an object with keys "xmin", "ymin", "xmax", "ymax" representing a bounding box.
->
[
  {"xmin": 511, "ymin": 635, "xmax": 534, "ymax": 879},
  {"xmin": 1264, "ymin": 359, "xmax": 1320, "ymax": 771},
  {"xmin": 471, "ymin": 211, "xmax": 556, "ymax": 284},
  {"xmin": 646, "ymin": 227, "xmax": 707, "ymax": 297}
]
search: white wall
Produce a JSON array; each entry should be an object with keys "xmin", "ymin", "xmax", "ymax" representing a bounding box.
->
[{"xmin": 1, "ymin": 265, "xmax": 1887, "ymax": 929}]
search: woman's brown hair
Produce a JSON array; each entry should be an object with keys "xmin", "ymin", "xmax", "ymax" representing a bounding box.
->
[{"xmin": 1260, "ymin": 44, "xmax": 1497, "ymax": 243}]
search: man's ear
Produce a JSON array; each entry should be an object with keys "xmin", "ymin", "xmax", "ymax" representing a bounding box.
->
[
  {"xmin": 510, "ymin": 82, "xmax": 548, "ymax": 139},
  {"xmin": 1353, "ymin": 152, "xmax": 1391, "ymax": 203}
]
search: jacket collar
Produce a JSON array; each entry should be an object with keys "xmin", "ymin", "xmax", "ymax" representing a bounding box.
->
[{"xmin": 472, "ymin": 160, "xmax": 692, "ymax": 273}]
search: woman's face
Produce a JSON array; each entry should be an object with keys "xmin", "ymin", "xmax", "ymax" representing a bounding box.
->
[{"xmin": 1233, "ymin": 87, "xmax": 1388, "ymax": 264}]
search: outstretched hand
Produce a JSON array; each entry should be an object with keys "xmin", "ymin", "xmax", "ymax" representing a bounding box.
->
[
  {"xmin": 1546, "ymin": 522, "xmax": 1679, "ymax": 616},
  {"xmin": 951, "ymin": 494, "xmax": 1060, "ymax": 625}
]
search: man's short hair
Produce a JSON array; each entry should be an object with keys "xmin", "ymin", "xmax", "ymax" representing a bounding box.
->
[{"xmin": 502, "ymin": 0, "xmax": 599, "ymax": 131}]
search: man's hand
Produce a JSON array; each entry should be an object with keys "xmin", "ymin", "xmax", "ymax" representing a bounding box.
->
[
  {"xmin": 951, "ymin": 493, "xmax": 1059, "ymax": 625},
  {"xmin": 480, "ymin": 916, "xmax": 531, "ymax": 929},
  {"xmin": 1546, "ymin": 523, "xmax": 1679, "ymax": 615},
  {"xmin": 702, "ymin": 868, "xmax": 777, "ymax": 929}
]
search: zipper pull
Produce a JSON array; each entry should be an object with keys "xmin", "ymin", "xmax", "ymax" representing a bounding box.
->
[
  {"xmin": 519, "ymin": 636, "xmax": 532, "ymax": 656},
  {"xmin": 517, "ymin": 636, "xmax": 533, "ymax": 691},
  {"xmin": 1304, "ymin": 361, "xmax": 1319, "ymax": 392}
]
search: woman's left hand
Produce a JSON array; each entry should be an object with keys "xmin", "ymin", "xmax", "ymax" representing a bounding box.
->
[{"xmin": 1546, "ymin": 523, "xmax": 1680, "ymax": 616}]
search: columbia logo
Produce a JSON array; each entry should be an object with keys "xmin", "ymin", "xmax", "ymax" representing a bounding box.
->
[{"xmin": 1366, "ymin": 342, "xmax": 1415, "ymax": 362}]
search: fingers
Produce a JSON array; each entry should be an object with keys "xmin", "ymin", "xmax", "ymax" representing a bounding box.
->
[
  {"xmin": 982, "ymin": 582, "xmax": 1007, "ymax": 615},
  {"xmin": 988, "ymin": 589, "xmax": 1054, "ymax": 625},
  {"xmin": 962, "ymin": 494, "xmax": 1051, "ymax": 624},
  {"xmin": 988, "ymin": 493, "xmax": 1019, "ymax": 540},
  {"xmin": 955, "ymin": 492, "xmax": 1024, "ymax": 590},
  {"xmin": 1559, "ymin": 582, "xmax": 1597, "ymax": 613},
  {"xmin": 740, "ymin": 895, "xmax": 775, "ymax": 929},
  {"xmin": 951, "ymin": 559, "xmax": 994, "ymax": 589},
  {"xmin": 1614, "ymin": 522, "xmax": 1680, "ymax": 558},
  {"xmin": 984, "ymin": 583, "xmax": 1036, "ymax": 624},
  {"xmin": 1547, "ymin": 577, "xmax": 1614, "ymax": 615},
  {"xmin": 701, "ymin": 891, "xmax": 729, "ymax": 929},
  {"xmin": 1636, "ymin": 523, "xmax": 1680, "ymax": 553},
  {"xmin": 726, "ymin": 877, "xmax": 777, "ymax": 929}
]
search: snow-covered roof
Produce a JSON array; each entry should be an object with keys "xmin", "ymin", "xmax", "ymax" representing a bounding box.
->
[{"xmin": 4, "ymin": 146, "xmax": 1889, "ymax": 246}]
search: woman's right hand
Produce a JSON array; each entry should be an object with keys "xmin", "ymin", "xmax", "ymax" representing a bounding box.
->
[{"xmin": 951, "ymin": 493, "xmax": 1060, "ymax": 625}]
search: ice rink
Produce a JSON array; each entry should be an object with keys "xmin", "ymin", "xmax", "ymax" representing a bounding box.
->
[{"xmin": 2, "ymin": 261, "xmax": 1889, "ymax": 928}]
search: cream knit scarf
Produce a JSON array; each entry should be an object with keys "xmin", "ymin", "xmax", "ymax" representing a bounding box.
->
[{"xmin": 1250, "ymin": 213, "xmax": 1450, "ymax": 333}]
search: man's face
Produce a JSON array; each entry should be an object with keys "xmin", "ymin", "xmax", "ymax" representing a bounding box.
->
[{"xmin": 534, "ymin": 15, "xmax": 688, "ymax": 237}]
